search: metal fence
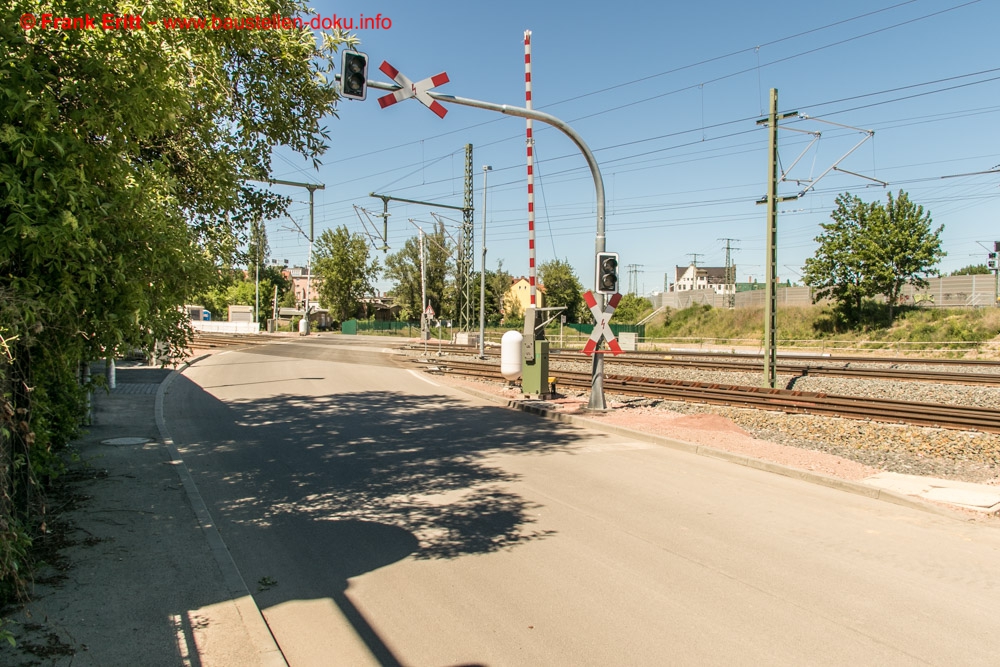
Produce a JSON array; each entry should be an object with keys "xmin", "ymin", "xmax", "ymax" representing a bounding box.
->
[{"xmin": 654, "ymin": 275, "xmax": 999, "ymax": 310}]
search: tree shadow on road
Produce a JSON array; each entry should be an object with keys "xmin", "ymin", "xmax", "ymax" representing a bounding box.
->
[
  {"xmin": 173, "ymin": 380, "xmax": 587, "ymax": 559},
  {"xmin": 165, "ymin": 374, "xmax": 598, "ymax": 664}
]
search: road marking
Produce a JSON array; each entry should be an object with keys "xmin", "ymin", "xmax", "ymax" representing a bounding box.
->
[{"xmin": 408, "ymin": 369, "xmax": 439, "ymax": 386}]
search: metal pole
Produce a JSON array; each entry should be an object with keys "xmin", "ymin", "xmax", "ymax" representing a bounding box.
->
[
  {"xmin": 764, "ymin": 89, "xmax": 779, "ymax": 389},
  {"xmin": 479, "ymin": 165, "xmax": 491, "ymax": 358},
  {"xmin": 304, "ymin": 187, "xmax": 315, "ymax": 333},
  {"xmin": 462, "ymin": 145, "xmax": 475, "ymax": 332},
  {"xmin": 420, "ymin": 227, "xmax": 427, "ymax": 353},
  {"xmin": 255, "ymin": 222, "xmax": 261, "ymax": 327},
  {"xmin": 754, "ymin": 90, "xmax": 796, "ymax": 387},
  {"xmin": 254, "ymin": 179, "xmax": 326, "ymax": 330},
  {"xmin": 366, "ymin": 80, "xmax": 607, "ymax": 407}
]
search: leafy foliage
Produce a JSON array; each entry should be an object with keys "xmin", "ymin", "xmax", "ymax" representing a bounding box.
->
[
  {"xmin": 1, "ymin": 0, "xmax": 347, "ymax": 601},
  {"xmin": 612, "ymin": 294, "xmax": 653, "ymax": 324},
  {"xmin": 864, "ymin": 191, "xmax": 945, "ymax": 318},
  {"xmin": 384, "ymin": 221, "xmax": 452, "ymax": 320},
  {"xmin": 802, "ymin": 193, "xmax": 873, "ymax": 320},
  {"xmin": 538, "ymin": 259, "xmax": 587, "ymax": 323},
  {"xmin": 486, "ymin": 260, "xmax": 513, "ymax": 326},
  {"xmin": 802, "ymin": 190, "xmax": 944, "ymax": 323},
  {"xmin": 951, "ymin": 264, "xmax": 991, "ymax": 276},
  {"xmin": 313, "ymin": 226, "xmax": 381, "ymax": 322}
]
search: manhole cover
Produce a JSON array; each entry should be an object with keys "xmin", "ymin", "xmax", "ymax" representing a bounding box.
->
[{"xmin": 101, "ymin": 437, "xmax": 153, "ymax": 446}]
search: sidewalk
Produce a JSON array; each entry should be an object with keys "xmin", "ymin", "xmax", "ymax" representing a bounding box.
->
[{"xmin": 1, "ymin": 363, "xmax": 282, "ymax": 666}]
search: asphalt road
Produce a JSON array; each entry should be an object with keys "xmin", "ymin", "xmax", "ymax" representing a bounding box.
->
[{"xmin": 164, "ymin": 338, "xmax": 1000, "ymax": 666}]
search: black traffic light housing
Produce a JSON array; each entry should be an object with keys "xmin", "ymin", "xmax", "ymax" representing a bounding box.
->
[
  {"xmin": 341, "ymin": 50, "xmax": 369, "ymax": 101},
  {"xmin": 988, "ymin": 252, "xmax": 997, "ymax": 271},
  {"xmin": 596, "ymin": 252, "xmax": 620, "ymax": 295}
]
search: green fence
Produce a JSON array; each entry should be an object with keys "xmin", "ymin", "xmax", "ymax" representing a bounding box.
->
[
  {"xmin": 565, "ymin": 323, "xmax": 646, "ymax": 339},
  {"xmin": 342, "ymin": 319, "xmax": 418, "ymax": 336}
]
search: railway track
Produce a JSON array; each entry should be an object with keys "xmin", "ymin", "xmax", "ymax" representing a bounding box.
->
[
  {"xmin": 424, "ymin": 344, "xmax": 1000, "ymax": 387},
  {"xmin": 418, "ymin": 358, "xmax": 1000, "ymax": 434},
  {"xmin": 550, "ymin": 350, "xmax": 1000, "ymax": 387},
  {"xmin": 189, "ymin": 332, "xmax": 282, "ymax": 350}
]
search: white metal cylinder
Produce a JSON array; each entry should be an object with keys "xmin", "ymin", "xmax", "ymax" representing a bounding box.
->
[{"xmin": 500, "ymin": 330, "xmax": 523, "ymax": 380}]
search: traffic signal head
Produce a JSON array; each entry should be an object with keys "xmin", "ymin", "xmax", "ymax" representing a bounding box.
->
[
  {"xmin": 989, "ymin": 252, "xmax": 997, "ymax": 271},
  {"xmin": 596, "ymin": 252, "xmax": 620, "ymax": 295},
  {"xmin": 341, "ymin": 50, "xmax": 369, "ymax": 101}
]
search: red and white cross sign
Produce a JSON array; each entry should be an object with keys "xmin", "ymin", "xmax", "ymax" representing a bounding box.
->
[
  {"xmin": 377, "ymin": 61, "xmax": 450, "ymax": 119},
  {"xmin": 582, "ymin": 290, "xmax": 622, "ymax": 356}
]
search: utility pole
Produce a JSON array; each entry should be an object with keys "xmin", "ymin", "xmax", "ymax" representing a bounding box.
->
[
  {"xmin": 419, "ymin": 227, "xmax": 427, "ymax": 342},
  {"xmin": 756, "ymin": 89, "xmax": 798, "ymax": 389},
  {"xmin": 272, "ymin": 284, "xmax": 278, "ymax": 331},
  {"xmin": 370, "ymin": 147, "xmax": 476, "ymax": 332},
  {"xmin": 719, "ymin": 238, "xmax": 741, "ymax": 309},
  {"xmin": 688, "ymin": 253, "xmax": 704, "ymax": 267},
  {"xmin": 264, "ymin": 178, "xmax": 325, "ymax": 334}
]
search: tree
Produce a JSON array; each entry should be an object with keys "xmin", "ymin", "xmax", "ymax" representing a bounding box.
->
[
  {"xmin": 802, "ymin": 193, "xmax": 874, "ymax": 321},
  {"xmin": 486, "ymin": 260, "xmax": 514, "ymax": 326},
  {"xmin": 1, "ymin": 0, "xmax": 347, "ymax": 598},
  {"xmin": 863, "ymin": 190, "xmax": 944, "ymax": 319},
  {"xmin": 384, "ymin": 222, "xmax": 452, "ymax": 320},
  {"xmin": 802, "ymin": 190, "xmax": 944, "ymax": 322},
  {"xmin": 538, "ymin": 259, "xmax": 586, "ymax": 323},
  {"xmin": 313, "ymin": 227, "xmax": 381, "ymax": 322},
  {"xmin": 952, "ymin": 264, "xmax": 990, "ymax": 276},
  {"xmin": 613, "ymin": 294, "xmax": 653, "ymax": 324}
]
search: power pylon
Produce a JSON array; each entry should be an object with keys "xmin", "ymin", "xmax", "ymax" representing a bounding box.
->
[
  {"xmin": 459, "ymin": 144, "xmax": 475, "ymax": 330},
  {"xmin": 719, "ymin": 238, "xmax": 741, "ymax": 309}
]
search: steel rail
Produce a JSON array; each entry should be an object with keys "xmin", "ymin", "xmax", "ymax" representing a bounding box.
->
[
  {"xmin": 418, "ymin": 359, "xmax": 1000, "ymax": 433},
  {"xmin": 418, "ymin": 345, "xmax": 1000, "ymax": 386},
  {"xmin": 189, "ymin": 332, "xmax": 281, "ymax": 349}
]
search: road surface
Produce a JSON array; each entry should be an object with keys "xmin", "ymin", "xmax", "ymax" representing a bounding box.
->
[{"xmin": 163, "ymin": 337, "xmax": 1000, "ymax": 666}]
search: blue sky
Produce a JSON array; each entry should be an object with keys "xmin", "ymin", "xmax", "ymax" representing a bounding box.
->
[{"xmin": 265, "ymin": 0, "xmax": 1000, "ymax": 295}]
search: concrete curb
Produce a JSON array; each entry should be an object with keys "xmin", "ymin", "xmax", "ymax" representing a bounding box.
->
[
  {"xmin": 448, "ymin": 382, "xmax": 959, "ymax": 520},
  {"xmin": 156, "ymin": 355, "xmax": 288, "ymax": 667}
]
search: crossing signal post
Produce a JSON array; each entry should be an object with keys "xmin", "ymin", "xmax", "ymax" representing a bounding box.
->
[
  {"xmin": 341, "ymin": 50, "xmax": 369, "ymax": 101},
  {"xmin": 596, "ymin": 252, "xmax": 619, "ymax": 295}
]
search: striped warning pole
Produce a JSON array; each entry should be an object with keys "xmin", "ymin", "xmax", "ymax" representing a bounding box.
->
[{"xmin": 525, "ymin": 29, "xmax": 537, "ymax": 307}]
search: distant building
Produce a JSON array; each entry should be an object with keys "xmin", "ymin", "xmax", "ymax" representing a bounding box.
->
[
  {"xmin": 282, "ymin": 266, "xmax": 321, "ymax": 308},
  {"xmin": 227, "ymin": 305, "xmax": 255, "ymax": 322},
  {"xmin": 671, "ymin": 264, "xmax": 735, "ymax": 296},
  {"xmin": 505, "ymin": 276, "xmax": 545, "ymax": 315},
  {"xmin": 358, "ymin": 295, "xmax": 402, "ymax": 321}
]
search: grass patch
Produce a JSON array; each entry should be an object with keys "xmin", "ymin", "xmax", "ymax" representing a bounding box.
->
[{"xmin": 642, "ymin": 303, "xmax": 1000, "ymax": 355}]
